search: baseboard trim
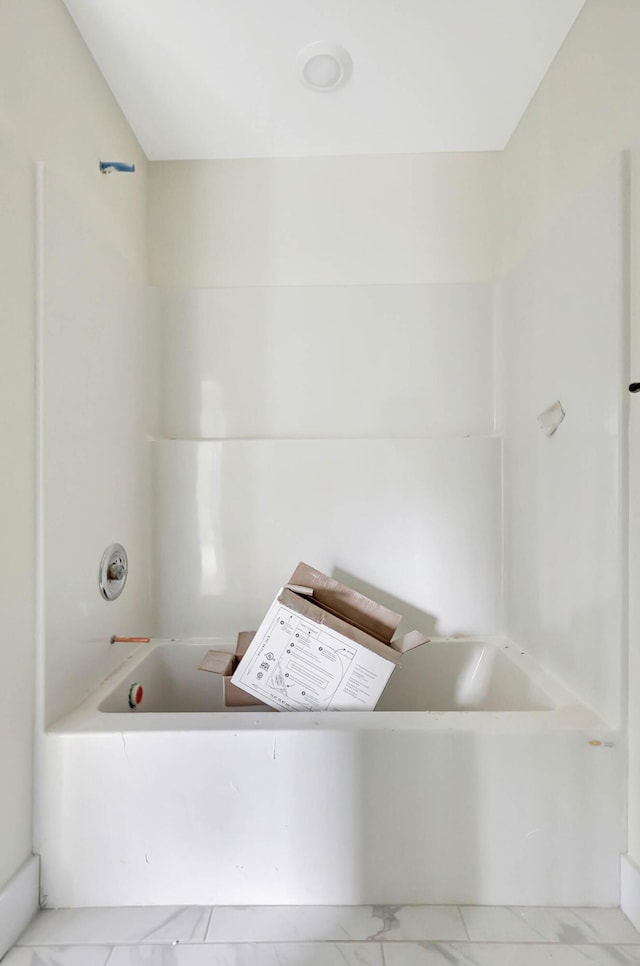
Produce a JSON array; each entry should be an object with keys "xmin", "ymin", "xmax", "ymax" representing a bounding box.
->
[
  {"xmin": 621, "ymin": 854, "xmax": 640, "ymax": 931},
  {"xmin": 0, "ymin": 855, "xmax": 40, "ymax": 959}
]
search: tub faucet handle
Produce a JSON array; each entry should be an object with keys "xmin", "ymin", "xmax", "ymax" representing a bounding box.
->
[
  {"xmin": 108, "ymin": 560, "xmax": 126, "ymax": 582},
  {"xmin": 99, "ymin": 543, "xmax": 128, "ymax": 601}
]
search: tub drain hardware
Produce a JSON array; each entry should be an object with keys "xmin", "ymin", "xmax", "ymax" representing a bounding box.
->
[
  {"xmin": 128, "ymin": 683, "xmax": 144, "ymax": 709},
  {"xmin": 99, "ymin": 543, "xmax": 128, "ymax": 601}
]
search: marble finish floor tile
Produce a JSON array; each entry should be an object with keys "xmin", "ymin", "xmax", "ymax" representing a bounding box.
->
[
  {"xmin": 370, "ymin": 906, "xmax": 467, "ymax": 942},
  {"xmin": 383, "ymin": 943, "xmax": 640, "ymax": 965},
  {"xmin": 577, "ymin": 949, "xmax": 640, "ymax": 965},
  {"xmin": 460, "ymin": 907, "xmax": 640, "ymax": 945},
  {"xmin": 509, "ymin": 908, "xmax": 640, "ymax": 944},
  {"xmin": 17, "ymin": 908, "xmax": 212, "ymax": 946},
  {"xmin": 460, "ymin": 907, "xmax": 552, "ymax": 942},
  {"xmin": 205, "ymin": 905, "xmax": 466, "ymax": 943},
  {"xmin": 106, "ymin": 943, "xmax": 384, "ymax": 965},
  {"xmin": 2, "ymin": 946, "xmax": 112, "ymax": 965}
]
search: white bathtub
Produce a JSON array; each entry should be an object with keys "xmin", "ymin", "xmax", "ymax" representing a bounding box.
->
[
  {"xmin": 39, "ymin": 638, "xmax": 624, "ymax": 908},
  {"xmin": 96, "ymin": 639, "xmax": 561, "ymax": 715}
]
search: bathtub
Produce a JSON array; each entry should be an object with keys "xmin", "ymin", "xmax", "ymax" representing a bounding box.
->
[
  {"xmin": 96, "ymin": 639, "xmax": 562, "ymax": 715},
  {"xmin": 39, "ymin": 638, "xmax": 624, "ymax": 908}
]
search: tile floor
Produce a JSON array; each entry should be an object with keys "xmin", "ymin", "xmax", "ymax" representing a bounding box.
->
[{"xmin": 5, "ymin": 905, "xmax": 640, "ymax": 965}]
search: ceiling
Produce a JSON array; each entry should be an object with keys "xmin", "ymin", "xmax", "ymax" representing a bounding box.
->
[{"xmin": 62, "ymin": 0, "xmax": 586, "ymax": 161}]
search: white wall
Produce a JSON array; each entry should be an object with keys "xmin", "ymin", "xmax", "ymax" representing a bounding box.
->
[
  {"xmin": 42, "ymin": 173, "xmax": 153, "ymax": 725},
  {"xmin": 500, "ymin": 0, "xmax": 640, "ymax": 869},
  {"xmin": 0, "ymin": 0, "xmax": 150, "ymax": 898},
  {"xmin": 149, "ymin": 153, "xmax": 502, "ymax": 287},
  {"xmin": 0, "ymin": 124, "xmax": 36, "ymax": 900},
  {"xmin": 159, "ymin": 285, "xmax": 494, "ymax": 439},
  {"xmin": 150, "ymin": 153, "xmax": 502, "ymax": 644},
  {"xmin": 155, "ymin": 438, "xmax": 501, "ymax": 639},
  {"xmin": 502, "ymin": 0, "xmax": 640, "ymax": 275},
  {"xmin": 497, "ymin": 156, "xmax": 627, "ymax": 727},
  {"xmin": 0, "ymin": 1, "xmax": 147, "ymax": 276}
]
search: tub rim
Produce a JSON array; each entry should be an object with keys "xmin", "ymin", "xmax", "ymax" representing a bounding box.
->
[{"xmin": 47, "ymin": 636, "xmax": 611, "ymax": 735}]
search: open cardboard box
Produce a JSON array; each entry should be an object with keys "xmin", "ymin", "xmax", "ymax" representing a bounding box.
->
[
  {"xmin": 198, "ymin": 632, "xmax": 271, "ymax": 708},
  {"xmin": 228, "ymin": 563, "xmax": 430, "ymax": 712}
]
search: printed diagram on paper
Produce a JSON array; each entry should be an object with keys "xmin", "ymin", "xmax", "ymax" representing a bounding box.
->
[{"xmin": 232, "ymin": 603, "xmax": 394, "ymax": 711}]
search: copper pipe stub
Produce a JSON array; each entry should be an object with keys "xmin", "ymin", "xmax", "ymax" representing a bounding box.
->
[{"xmin": 111, "ymin": 636, "xmax": 151, "ymax": 644}]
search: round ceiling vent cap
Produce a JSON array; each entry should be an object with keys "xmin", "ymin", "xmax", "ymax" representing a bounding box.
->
[{"xmin": 297, "ymin": 43, "xmax": 352, "ymax": 92}]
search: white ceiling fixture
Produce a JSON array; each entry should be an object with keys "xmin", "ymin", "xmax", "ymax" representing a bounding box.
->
[
  {"xmin": 62, "ymin": 0, "xmax": 586, "ymax": 160},
  {"xmin": 297, "ymin": 42, "xmax": 352, "ymax": 93}
]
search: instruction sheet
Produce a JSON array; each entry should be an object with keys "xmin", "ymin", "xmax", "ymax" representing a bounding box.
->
[{"xmin": 231, "ymin": 599, "xmax": 395, "ymax": 711}]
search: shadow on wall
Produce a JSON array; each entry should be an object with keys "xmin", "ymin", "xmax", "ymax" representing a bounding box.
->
[{"xmin": 331, "ymin": 566, "xmax": 439, "ymax": 638}]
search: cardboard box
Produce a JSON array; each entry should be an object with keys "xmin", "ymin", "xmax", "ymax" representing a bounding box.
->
[
  {"xmin": 197, "ymin": 650, "xmax": 236, "ymax": 677},
  {"xmin": 198, "ymin": 633, "xmax": 271, "ymax": 709},
  {"xmin": 229, "ymin": 562, "xmax": 430, "ymax": 712},
  {"xmin": 224, "ymin": 632, "xmax": 269, "ymax": 708}
]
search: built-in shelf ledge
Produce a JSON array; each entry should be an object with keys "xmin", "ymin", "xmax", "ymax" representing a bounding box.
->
[{"xmin": 152, "ymin": 433, "xmax": 503, "ymax": 443}]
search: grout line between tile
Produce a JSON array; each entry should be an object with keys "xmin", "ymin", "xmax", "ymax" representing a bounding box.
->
[
  {"xmin": 203, "ymin": 906, "xmax": 215, "ymax": 942},
  {"xmin": 45, "ymin": 938, "xmax": 640, "ymax": 946},
  {"xmin": 14, "ymin": 940, "xmax": 640, "ymax": 956},
  {"xmin": 458, "ymin": 905, "xmax": 471, "ymax": 941}
]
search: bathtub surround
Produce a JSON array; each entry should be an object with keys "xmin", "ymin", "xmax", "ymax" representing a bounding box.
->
[
  {"xmin": 41, "ymin": 172, "xmax": 153, "ymax": 726},
  {"xmin": 148, "ymin": 153, "xmax": 501, "ymax": 288},
  {"xmin": 151, "ymin": 155, "xmax": 501, "ymax": 645},
  {"xmin": 157, "ymin": 285, "xmax": 495, "ymax": 440},
  {"xmin": 154, "ymin": 438, "xmax": 501, "ymax": 640},
  {"xmin": 150, "ymin": 149, "xmax": 627, "ymax": 724},
  {"xmin": 0, "ymin": 0, "xmax": 153, "ymax": 733},
  {"xmin": 497, "ymin": 155, "xmax": 627, "ymax": 727},
  {"xmin": 153, "ymin": 278, "xmax": 500, "ymax": 645}
]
